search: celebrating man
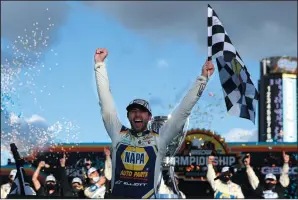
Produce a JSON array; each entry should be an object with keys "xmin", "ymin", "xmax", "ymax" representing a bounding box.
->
[
  {"xmin": 207, "ymin": 156, "xmax": 244, "ymax": 198},
  {"xmin": 245, "ymin": 151, "xmax": 290, "ymax": 199},
  {"xmin": 93, "ymin": 48, "xmax": 214, "ymax": 198}
]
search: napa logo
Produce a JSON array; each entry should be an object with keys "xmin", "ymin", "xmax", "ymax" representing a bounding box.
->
[{"xmin": 121, "ymin": 146, "xmax": 149, "ymax": 171}]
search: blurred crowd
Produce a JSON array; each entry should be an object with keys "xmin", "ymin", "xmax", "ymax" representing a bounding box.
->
[
  {"xmin": 0, "ymin": 149, "xmax": 295, "ymax": 199},
  {"xmin": 1, "ymin": 148, "xmax": 112, "ymax": 199}
]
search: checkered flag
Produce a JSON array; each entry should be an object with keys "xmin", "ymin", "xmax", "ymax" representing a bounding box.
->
[{"xmin": 207, "ymin": 4, "xmax": 259, "ymax": 123}]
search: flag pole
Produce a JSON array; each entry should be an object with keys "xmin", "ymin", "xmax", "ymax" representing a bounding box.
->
[{"xmin": 207, "ymin": 4, "xmax": 212, "ymax": 79}]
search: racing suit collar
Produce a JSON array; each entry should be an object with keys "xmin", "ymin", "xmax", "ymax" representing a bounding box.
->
[{"xmin": 131, "ymin": 129, "xmax": 150, "ymax": 137}]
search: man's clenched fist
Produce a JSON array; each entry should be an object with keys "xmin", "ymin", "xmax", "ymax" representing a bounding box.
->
[
  {"xmin": 201, "ymin": 60, "xmax": 215, "ymax": 78},
  {"xmin": 244, "ymin": 154, "xmax": 251, "ymax": 167},
  {"xmin": 104, "ymin": 148, "xmax": 111, "ymax": 157},
  {"xmin": 208, "ymin": 156, "xmax": 215, "ymax": 165},
  {"xmin": 283, "ymin": 151, "xmax": 289, "ymax": 163},
  {"xmin": 94, "ymin": 48, "xmax": 108, "ymax": 64},
  {"xmin": 38, "ymin": 161, "xmax": 46, "ymax": 168}
]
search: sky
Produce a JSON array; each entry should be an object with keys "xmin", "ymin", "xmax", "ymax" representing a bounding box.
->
[{"xmin": 1, "ymin": 1, "xmax": 297, "ymax": 164}]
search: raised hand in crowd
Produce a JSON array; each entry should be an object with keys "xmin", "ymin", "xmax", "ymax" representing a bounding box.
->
[
  {"xmin": 104, "ymin": 148, "xmax": 111, "ymax": 157},
  {"xmin": 104, "ymin": 148, "xmax": 112, "ymax": 181},
  {"xmin": 245, "ymin": 154, "xmax": 260, "ymax": 190},
  {"xmin": 283, "ymin": 151, "xmax": 289, "ymax": 163},
  {"xmin": 208, "ymin": 155, "xmax": 215, "ymax": 165},
  {"xmin": 32, "ymin": 161, "xmax": 46, "ymax": 191},
  {"xmin": 60, "ymin": 154, "xmax": 67, "ymax": 168},
  {"xmin": 244, "ymin": 153, "xmax": 251, "ymax": 167},
  {"xmin": 280, "ymin": 151, "xmax": 290, "ymax": 188},
  {"xmin": 39, "ymin": 161, "xmax": 46, "ymax": 168}
]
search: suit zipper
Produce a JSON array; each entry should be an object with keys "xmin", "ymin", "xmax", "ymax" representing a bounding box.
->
[{"xmin": 133, "ymin": 135, "xmax": 136, "ymax": 182}]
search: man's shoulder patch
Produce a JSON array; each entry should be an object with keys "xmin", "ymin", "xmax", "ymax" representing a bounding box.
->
[
  {"xmin": 151, "ymin": 130, "xmax": 159, "ymax": 136},
  {"xmin": 120, "ymin": 125, "xmax": 129, "ymax": 133}
]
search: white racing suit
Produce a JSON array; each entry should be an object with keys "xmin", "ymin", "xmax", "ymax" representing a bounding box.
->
[
  {"xmin": 94, "ymin": 62, "xmax": 208, "ymax": 198},
  {"xmin": 104, "ymin": 155, "xmax": 112, "ymax": 181},
  {"xmin": 246, "ymin": 163, "xmax": 290, "ymax": 198},
  {"xmin": 84, "ymin": 157, "xmax": 112, "ymax": 198},
  {"xmin": 84, "ymin": 184, "xmax": 106, "ymax": 199},
  {"xmin": 207, "ymin": 164, "xmax": 244, "ymax": 199}
]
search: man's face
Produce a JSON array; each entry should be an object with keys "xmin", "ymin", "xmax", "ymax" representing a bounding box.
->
[
  {"xmin": 45, "ymin": 181, "xmax": 56, "ymax": 190},
  {"xmin": 128, "ymin": 107, "xmax": 151, "ymax": 132},
  {"xmin": 72, "ymin": 182, "xmax": 82, "ymax": 190},
  {"xmin": 221, "ymin": 171, "xmax": 232, "ymax": 182},
  {"xmin": 84, "ymin": 159, "xmax": 92, "ymax": 169},
  {"xmin": 88, "ymin": 171, "xmax": 100, "ymax": 184},
  {"xmin": 265, "ymin": 179, "xmax": 277, "ymax": 185}
]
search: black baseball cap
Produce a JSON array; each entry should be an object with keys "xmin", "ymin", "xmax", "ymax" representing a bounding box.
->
[{"xmin": 126, "ymin": 99, "xmax": 152, "ymax": 115}]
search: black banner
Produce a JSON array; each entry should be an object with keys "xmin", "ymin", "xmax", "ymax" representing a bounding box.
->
[{"xmin": 260, "ymin": 74, "xmax": 283, "ymax": 142}]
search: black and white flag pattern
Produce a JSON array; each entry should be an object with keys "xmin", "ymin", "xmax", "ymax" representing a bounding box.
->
[{"xmin": 207, "ymin": 4, "xmax": 259, "ymax": 123}]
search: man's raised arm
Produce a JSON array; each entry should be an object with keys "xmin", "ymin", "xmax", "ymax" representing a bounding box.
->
[
  {"xmin": 280, "ymin": 151, "xmax": 290, "ymax": 188},
  {"xmin": 244, "ymin": 154, "xmax": 260, "ymax": 190},
  {"xmin": 94, "ymin": 48, "xmax": 122, "ymax": 142},
  {"xmin": 206, "ymin": 156, "xmax": 219, "ymax": 191},
  {"xmin": 158, "ymin": 60, "xmax": 214, "ymax": 148}
]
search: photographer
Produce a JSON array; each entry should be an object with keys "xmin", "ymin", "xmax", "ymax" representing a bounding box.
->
[{"xmin": 245, "ymin": 151, "xmax": 290, "ymax": 198}]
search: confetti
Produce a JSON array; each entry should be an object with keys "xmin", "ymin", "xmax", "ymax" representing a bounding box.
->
[
  {"xmin": 1, "ymin": 11, "xmax": 58, "ymax": 112},
  {"xmin": 1, "ymin": 114, "xmax": 81, "ymax": 158},
  {"xmin": 1, "ymin": 8, "xmax": 81, "ymax": 159}
]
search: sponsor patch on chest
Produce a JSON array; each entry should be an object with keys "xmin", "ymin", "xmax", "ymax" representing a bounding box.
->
[{"xmin": 121, "ymin": 146, "xmax": 149, "ymax": 170}]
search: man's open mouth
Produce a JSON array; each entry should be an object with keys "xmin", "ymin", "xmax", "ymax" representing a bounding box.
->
[{"xmin": 134, "ymin": 119, "xmax": 143, "ymax": 125}]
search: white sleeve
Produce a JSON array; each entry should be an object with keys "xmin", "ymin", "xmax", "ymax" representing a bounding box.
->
[
  {"xmin": 236, "ymin": 185, "xmax": 245, "ymax": 198},
  {"xmin": 157, "ymin": 76, "xmax": 207, "ymax": 150},
  {"xmin": 207, "ymin": 163, "xmax": 219, "ymax": 191},
  {"xmin": 84, "ymin": 185, "xmax": 106, "ymax": 199},
  {"xmin": 104, "ymin": 156, "xmax": 112, "ymax": 181},
  {"xmin": 94, "ymin": 62, "xmax": 122, "ymax": 142},
  {"xmin": 246, "ymin": 166, "xmax": 260, "ymax": 190},
  {"xmin": 180, "ymin": 191, "xmax": 186, "ymax": 199},
  {"xmin": 279, "ymin": 163, "xmax": 290, "ymax": 187},
  {"xmin": 1, "ymin": 184, "xmax": 9, "ymax": 199}
]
